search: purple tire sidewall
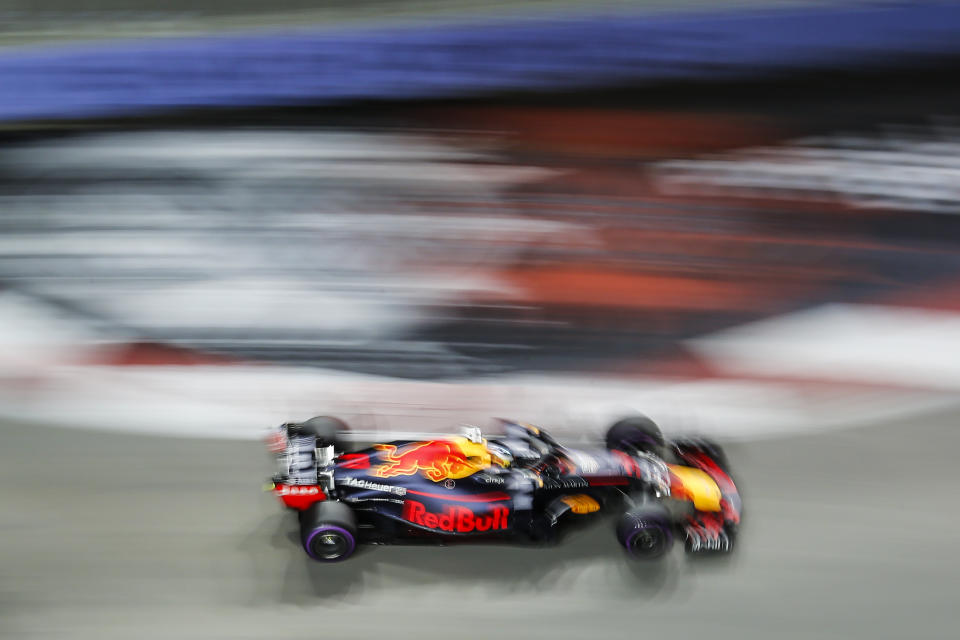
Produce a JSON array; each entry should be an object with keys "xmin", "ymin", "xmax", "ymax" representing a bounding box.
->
[
  {"xmin": 625, "ymin": 518, "xmax": 673, "ymax": 558},
  {"xmin": 632, "ymin": 436, "xmax": 659, "ymax": 448},
  {"xmin": 304, "ymin": 525, "xmax": 356, "ymax": 561}
]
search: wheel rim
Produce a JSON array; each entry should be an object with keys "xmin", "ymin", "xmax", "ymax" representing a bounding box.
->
[
  {"xmin": 628, "ymin": 528, "xmax": 666, "ymax": 558},
  {"xmin": 315, "ymin": 532, "xmax": 348, "ymax": 559},
  {"xmin": 306, "ymin": 526, "xmax": 355, "ymax": 561}
]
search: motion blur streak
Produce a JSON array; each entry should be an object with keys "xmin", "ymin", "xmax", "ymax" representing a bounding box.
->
[
  {"xmin": 657, "ymin": 125, "xmax": 960, "ymax": 214},
  {"xmin": 0, "ymin": 130, "xmax": 562, "ymax": 354},
  {"xmin": 2, "ymin": 1, "xmax": 960, "ymax": 639},
  {"xmin": 2, "ymin": 2, "xmax": 960, "ymax": 120}
]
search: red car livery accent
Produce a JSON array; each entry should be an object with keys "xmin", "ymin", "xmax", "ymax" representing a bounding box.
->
[
  {"xmin": 402, "ymin": 500, "xmax": 509, "ymax": 533},
  {"xmin": 273, "ymin": 483, "xmax": 327, "ymax": 509},
  {"xmin": 610, "ymin": 450, "xmax": 644, "ymax": 477},
  {"xmin": 678, "ymin": 450, "xmax": 741, "ymax": 525},
  {"xmin": 585, "ymin": 477, "xmax": 629, "ymax": 487},
  {"xmin": 373, "ymin": 440, "xmax": 474, "ymax": 482},
  {"xmin": 339, "ymin": 453, "xmax": 371, "ymax": 469},
  {"xmin": 265, "ymin": 430, "xmax": 287, "ymax": 453}
]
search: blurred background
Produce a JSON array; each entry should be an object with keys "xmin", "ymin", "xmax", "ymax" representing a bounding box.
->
[{"xmin": 2, "ymin": 1, "xmax": 960, "ymax": 638}]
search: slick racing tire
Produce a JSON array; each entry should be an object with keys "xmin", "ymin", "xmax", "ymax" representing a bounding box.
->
[
  {"xmin": 300, "ymin": 501, "xmax": 358, "ymax": 562},
  {"xmin": 606, "ymin": 416, "xmax": 665, "ymax": 456},
  {"xmin": 288, "ymin": 416, "xmax": 348, "ymax": 449},
  {"xmin": 616, "ymin": 503, "xmax": 673, "ymax": 560}
]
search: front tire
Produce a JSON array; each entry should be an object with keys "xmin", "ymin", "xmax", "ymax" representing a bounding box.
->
[
  {"xmin": 300, "ymin": 501, "xmax": 358, "ymax": 562},
  {"xmin": 606, "ymin": 415, "xmax": 665, "ymax": 456},
  {"xmin": 616, "ymin": 503, "xmax": 673, "ymax": 560}
]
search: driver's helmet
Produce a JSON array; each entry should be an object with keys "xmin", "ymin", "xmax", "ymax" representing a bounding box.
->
[{"xmin": 487, "ymin": 441, "xmax": 514, "ymax": 468}]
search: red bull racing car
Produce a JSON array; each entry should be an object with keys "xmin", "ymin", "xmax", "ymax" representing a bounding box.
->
[{"xmin": 265, "ymin": 416, "xmax": 741, "ymax": 562}]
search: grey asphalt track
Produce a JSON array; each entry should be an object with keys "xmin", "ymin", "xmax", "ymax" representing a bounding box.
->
[{"xmin": 1, "ymin": 411, "xmax": 956, "ymax": 639}]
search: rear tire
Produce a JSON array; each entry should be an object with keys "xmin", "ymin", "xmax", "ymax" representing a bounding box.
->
[
  {"xmin": 616, "ymin": 503, "xmax": 673, "ymax": 560},
  {"xmin": 300, "ymin": 501, "xmax": 358, "ymax": 562},
  {"xmin": 606, "ymin": 416, "xmax": 665, "ymax": 456},
  {"xmin": 288, "ymin": 416, "xmax": 347, "ymax": 448}
]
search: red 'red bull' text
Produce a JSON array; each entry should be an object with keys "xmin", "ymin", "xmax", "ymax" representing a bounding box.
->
[{"xmin": 402, "ymin": 500, "xmax": 509, "ymax": 533}]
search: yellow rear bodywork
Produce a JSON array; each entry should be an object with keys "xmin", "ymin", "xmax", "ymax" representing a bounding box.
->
[{"xmin": 667, "ymin": 464, "xmax": 723, "ymax": 512}]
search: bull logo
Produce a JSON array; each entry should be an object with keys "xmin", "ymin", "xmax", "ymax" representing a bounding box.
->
[{"xmin": 372, "ymin": 438, "xmax": 490, "ymax": 482}]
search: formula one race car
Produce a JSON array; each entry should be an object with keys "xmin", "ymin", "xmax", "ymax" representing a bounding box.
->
[{"xmin": 265, "ymin": 416, "xmax": 741, "ymax": 562}]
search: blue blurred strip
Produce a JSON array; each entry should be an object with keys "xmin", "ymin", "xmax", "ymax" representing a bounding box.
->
[{"xmin": 1, "ymin": 2, "xmax": 960, "ymax": 121}]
